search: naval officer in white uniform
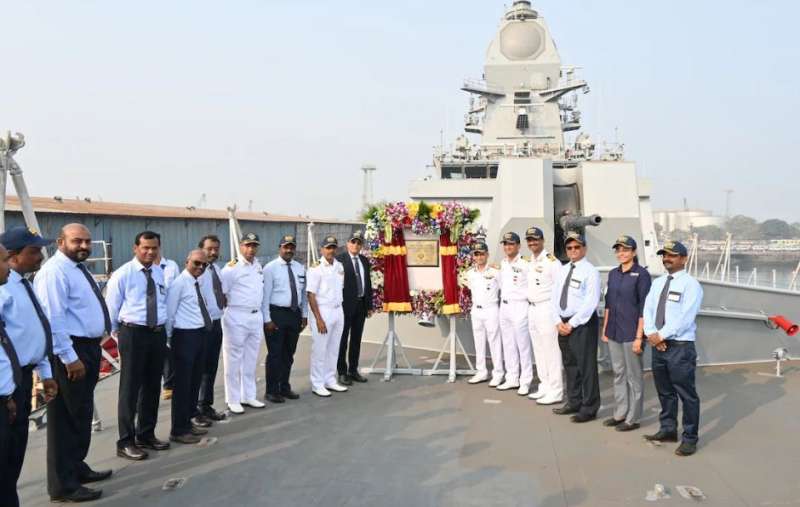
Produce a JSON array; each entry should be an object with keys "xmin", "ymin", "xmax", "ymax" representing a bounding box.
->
[
  {"xmin": 307, "ymin": 235, "xmax": 347, "ymax": 398},
  {"xmin": 525, "ymin": 226, "xmax": 565, "ymax": 405},
  {"xmin": 220, "ymin": 232, "xmax": 266, "ymax": 414},
  {"xmin": 465, "ymin": 241, "xmax": 504, "ymax": 386},
  {"xmin": 498, "ymin": 232, "xmax": 534, "ymax": 395}
]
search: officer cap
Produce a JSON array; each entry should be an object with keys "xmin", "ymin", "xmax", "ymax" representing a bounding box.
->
[
  {"xmin": 564, "ymin": 231, "xmax": 586, "ymax": 246},
  {"xmin": 322, "ymin": 235, "xmax": 338, "ymax": 248},
  {"xmin": 657, "ymin": 240, "xmax": 688, "ymax": 257},
  {"xmin": 525, "ymin": 227, "xmax": 544, "ymax": 240},
  {"xmin": 500, "ymin": 231, "xmax": 520, "ymax": 244},
  {"xmin": 240, "ymin": 232, "xmax": 260, "ymax": 245},
  {"xmin": 0, "ymin": 226, "xmax": 54, "ymax": 251},
  {"xmin": 471, "ymin": 242, "xmax": 488, "ymax": 253},
  {"xmin": 349, "ymin": 230, "xmax": 364, "ymax": 243},
  {"xmin": 279, "ymin": 234, "xmax": 296, "ymax": 247},
  {"xmin": 612, "ymin": 234, "xmax": 637, "ymax": 250}
]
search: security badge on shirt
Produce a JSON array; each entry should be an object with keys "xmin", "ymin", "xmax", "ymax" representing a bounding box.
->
[{"xmin": 668, "ymin": 291, "xmax": 682, "ymax": 302}]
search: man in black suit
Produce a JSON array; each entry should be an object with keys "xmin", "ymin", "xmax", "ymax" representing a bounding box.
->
[{"xmin": 336, "ymin": 230, "xmax": 373, "ymax": 385}]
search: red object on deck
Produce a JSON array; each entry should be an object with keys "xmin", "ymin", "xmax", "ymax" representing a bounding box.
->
[
  {"xmin": 769, "ymin": 315, "xmax": 799, "ymax": 336},
  {"xmin": 99, "ymin": 337, "xmax": 119, "ymax": 375}
]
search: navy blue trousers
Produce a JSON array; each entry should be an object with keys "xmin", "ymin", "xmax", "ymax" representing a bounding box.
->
[
  {"xmin": 170, "ymin": 328, "xmax": 207, "ymax": 436},
  {"xmin": 651, "ymin": 341, "xmax": 700, "ymax": 444}
]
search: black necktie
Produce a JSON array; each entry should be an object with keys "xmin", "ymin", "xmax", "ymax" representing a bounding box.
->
[
  {"xmin": 208, "ymin": 264, "xmax": 224, "ymax": 309},
  {"xmin": 353, "ymin": 257, "xmax": 364, "ymax": 298},
  {"xmin": 22, "ymin": 277, "xmax": 53, "ymax": 358},
  {"xmin": 0, "ymin": 319, "xmax": 22, "ymax": 388},
  {"xmin": 559, "ymin": 263, "xmax": 575, "ymax": 311},
  {"xmin": 287, "ymin": 263, "xmax": 298, "ymax": 311},
  {"xmin": 655, "ymin": 275, "xmax": 674, "ymax": 329},
  {"xmin": 194, "ymin": 282, "xmax": 213, "ymax": 332},
  {"xmin": 143, "ymin": 268, "xmax": 158, "ymax": 328},
  {"xmin": 77, "ymin": 263, "xmax": 112, "ymax": 334}
]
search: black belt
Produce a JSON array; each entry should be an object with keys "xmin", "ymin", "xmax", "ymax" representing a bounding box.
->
[
  {"xmin": 270, "ymin": 305, "xmax": 300, "ymax": 313},
  {"xmin": 22, "ymin": 365, "xmax": 35, "ymax": 376},
  {"xmin": 70, "ymin": 335, "xmax": 103, "ymax": 342},
  {"xmin": 120, "ymin": 322, "xmax": 165, "ymax": 332},
  {"xmin": 664, "ymin": 340, "xmax": 693, "ymax": 347}
]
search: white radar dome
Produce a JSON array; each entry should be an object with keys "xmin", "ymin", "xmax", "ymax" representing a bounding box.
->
[{"xmin": 499, "ymin": 22, "xmax": 544, "ymax": 61}]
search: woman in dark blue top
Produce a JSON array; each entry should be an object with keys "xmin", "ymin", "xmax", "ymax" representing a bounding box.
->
[{"xmin": 601, "ymin": 235, "xmax": 652, "ymax": 432}]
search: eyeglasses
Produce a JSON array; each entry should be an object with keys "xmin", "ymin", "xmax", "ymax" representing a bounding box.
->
[
  {"xmin": 473, "ymin": 252, "xmax": 486, "ymax": 256},
  {"xmin": 191, "ymin": 261, "xmax": 209, "ymax": 268},
  {"xmin": 566, "ymin": 245, "xmax": 583, "ymax": 251}
]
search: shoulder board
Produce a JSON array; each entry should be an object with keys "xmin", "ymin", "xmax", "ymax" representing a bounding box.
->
[
  {"xmin": 310, "ymin": 261, "xmax": 320, "ymax": 268},
  {"xmin": 547, "ymin": 253, "xmax": 556, "ymax": 261},
  {"xmin": 227, "ymin": 259, "xmax": 237, "ymax": 267},
  {"xmin": 520, "ymin": 256, "xmax": 529, "ymax": 262},
  {"xmin": 489, "ymin": 263, "xmax": 500, "ymax": 269}
]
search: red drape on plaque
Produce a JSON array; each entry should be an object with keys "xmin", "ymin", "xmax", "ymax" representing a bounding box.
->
[
  {"xmin": 439, "ymin": 230, "xmax": 461, "ymax": 315},
  {"xmin": 381, "ymin": 227, "xmax": 412, "ymax": 312}
]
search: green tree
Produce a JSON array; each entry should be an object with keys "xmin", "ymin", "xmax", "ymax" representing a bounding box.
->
[
  {"xmin": 759, "ymin": 219, "xmax": 795, "ymax": 239},
  {"xmin": 725, "ymin": 215, "xmax": 759, "ymax": 239},
  {"xmin": 692, "ymin": 225, "xmax": 726, "ymax": 240}
]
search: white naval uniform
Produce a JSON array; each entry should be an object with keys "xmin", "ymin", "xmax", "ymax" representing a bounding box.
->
[
  {"xmin": 499, "ymin": 254, "xmax": 534, "ymax": 386},
  {"xmin": 306, "ymin": 257, "xmax": 345, "ymax": 391},
  {"xmin": 466, "ymin": 265, "xmax": 503, "ymax": 381},
  {"xmin": 527, "ymin": 249, "xmax": 564, "ymax": 400},
  {"xmin": 220, "ymin": 257, "xmax": 264, "ymax": 404}
]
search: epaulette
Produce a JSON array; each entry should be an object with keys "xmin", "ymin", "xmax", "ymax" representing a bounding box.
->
[
  {"xmin": 310, "ymin": 260, "xmax": 320, "ymax": 268},
  {"xmin": 520, "ymin": 255, "xmax": 530, "ymax": 262},
  {"xmin": 227, "ymin": 259, "xmax": 237, "ymax": 267},
  {"xmin": 547, "ymin": 253, "xmax": 556, "ymax": 261},
  {"xmin": 489, "ymin": 263, "xmax": 500, "ymax": 269}
]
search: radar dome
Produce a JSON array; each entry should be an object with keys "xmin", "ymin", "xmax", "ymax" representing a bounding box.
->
[{"xmin": 499, "ymin": 22, "xmax": 544, "ymax": 61}]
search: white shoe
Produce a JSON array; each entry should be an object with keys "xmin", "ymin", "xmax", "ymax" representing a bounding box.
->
[
  {"xmin": 227, "ymin": 403, "xmax": 244, "ymax": 414},
  {"xmin": 537, "ymin": 395, "xmax": 563, "ymax": 405},
  {"xmin": 468, "ymin": 373, "xmax": 490, "ymax": 384},
  {"xmin": 325, "ymin": 383, "xmax": 349, "ymax": 393},
  {"xmin": 242, "ymin": 399, "xmax": 266, "ymax": 409},
  {"xmin": 517, "ymin": 384, "xmax": 530, "ymax": 396},
  {"xmin": 488, "ymin": 376, "xmax": 504, "ymax": 388},
  {"xmin": 528, "ymin": 390, "xmax": 546, "ymax": 400},
  {"xmin": 496, "ymin": 380, "xmax": 520, "ymax": 391},
  {"xmin": 313, "ymin": 387, "xmax": 332, "ymax": 397}
]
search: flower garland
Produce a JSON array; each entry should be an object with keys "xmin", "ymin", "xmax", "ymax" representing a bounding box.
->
[{"xmin": 362, "ymin": 201, "xmax": 480, "ymax": 317}]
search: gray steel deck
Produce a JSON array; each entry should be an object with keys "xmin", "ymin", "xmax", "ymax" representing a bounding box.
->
[{"xmin": 18, "ymin": 338, "xmax": 800, "ymax": 506}]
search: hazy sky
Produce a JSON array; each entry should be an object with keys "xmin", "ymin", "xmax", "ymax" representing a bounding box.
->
[{"xmin": 3, "ymin": 0, "xmax": 798, "ymax": 222}]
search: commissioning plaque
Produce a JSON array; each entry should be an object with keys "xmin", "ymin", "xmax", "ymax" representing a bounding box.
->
[{"xmin": 406, "ymin": 240, "xmax": 439, "ymax": 267}]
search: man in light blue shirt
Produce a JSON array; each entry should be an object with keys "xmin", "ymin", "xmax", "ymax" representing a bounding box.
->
[
  {"xmin": 165, "ymin": 249, "xmax": 214, "ymax": 444},
  {"xmin": 34, "ymin": 223, "xmax": 112, "ymax": 501},
  {"xmin": 0, "ymin": 227, "xmax": 62, "ymax": 506},
  {"xmin": 196, "ymin": 234, "xmax": 227, "ymax": 420},
  {"xmin": 159, "ymin": 251, "xmax": 183, "ymax": 398},
  {"xmin": 550, "ymin": 231, "xmax": 602, "ymax": 422},
  {"xmin": 643, "ymin": 240, "xmax": 703, "ymax": 456},
  {"xmin": 105, "ymin": 230, "xmax": 170, "ymax": 461},
  {"xmin": 262, "ymin": 234, "xmax": 307, "ymax": 403}
]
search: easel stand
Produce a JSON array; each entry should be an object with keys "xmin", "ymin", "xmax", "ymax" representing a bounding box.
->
[
  {"xmin": 423, "ymin": 315, "xmax": 476, "ymax": 382},
  {"xmin": 362, "ymin": 312, "xmax": 422, "ymax": 381}
]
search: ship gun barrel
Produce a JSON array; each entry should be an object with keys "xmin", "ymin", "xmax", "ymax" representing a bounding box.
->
[{"xmin": 559, "ymin": 214, "xmax": 602, "ymax": 231}]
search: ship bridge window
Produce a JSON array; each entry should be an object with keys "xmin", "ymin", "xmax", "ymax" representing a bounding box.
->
[
  {"xmin": 514, "ymin": 91, "xmax": 531, "ymax": 105},
  {"xmin": 442, "ymin": 166, "xmax": 464, "ymax": 179},
  {"xmin": 465, "ymin": 166, "xmax": 487, "ymax": 179}
]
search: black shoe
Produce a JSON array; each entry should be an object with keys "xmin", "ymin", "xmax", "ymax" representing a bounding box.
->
[
  {"xmin": 117, "ymin": 445, "xmax": 148, "ymax": 461},
  {"xmin": 79, "ymin": 468, "xmax": 112, "ymax": 484},
  {"xmin": 643, "ymin": 430, "xmax": 679, "ymax": 442},
  {"xmin": 349, "ymin": 372, "xmax": 368, "ymax": 383},
  {"xmin": 265, "ymin": 393, "xmax": 286, "ymax": 404},
  {"xmin": 552, "ymin": 405, "xmax": 579, "ymax": 415},
  {"xmin": 190, "ymin": 426, "xmax": 208, "ymax": 436},
  {"xmin": 136, "ymin": 437, "xmax": 171, "ymax": 451},
  {"xmin": 51, "ymin": 486, "xmax": 103, "ymax": 503},
  {"xmin": 200, "ymin": 408, "xmax": 227, "ymax": 421},
  {"xmin": 675, "ymin": 441, "xmax": 697, "ymax": 456},
  {"xmin": 339, "ymin": 374, "xmax": 353, "ymax": 386},
  {"xmin": 170, "ymin": 433, "xmax": 202, "ymax": 445},
  {"xmin": 570, "ymin": 413, "xmax": 596, "ymax": 423},
  {"xmin": 603, "ymin": 417, "xmax": 624, "ymax": 427},
  {"xmin": 192, "ymin": 416, "xmax": 213, "ymax": 428},
  {"xmin": 615, "ymin": 422, "xmax": 640, "ymax": 432},
  {"xmin": 280, "ymin": 390, "xmax": 300, "ymax": 400}
]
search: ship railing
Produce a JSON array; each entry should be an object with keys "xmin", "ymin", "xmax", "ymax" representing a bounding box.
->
[{"xmin": 461, "ymin": 78, "xmax": 505, "ymax": 96}]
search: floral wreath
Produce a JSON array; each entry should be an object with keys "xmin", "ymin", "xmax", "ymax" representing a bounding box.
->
[{"xmin": 361, "ymin": 201, "xmax": 480, "ymax": 318}]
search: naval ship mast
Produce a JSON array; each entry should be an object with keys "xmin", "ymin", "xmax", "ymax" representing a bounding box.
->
[{"xmin": 412, "ymin": 0, "xmax": 659, "ymax": 268}]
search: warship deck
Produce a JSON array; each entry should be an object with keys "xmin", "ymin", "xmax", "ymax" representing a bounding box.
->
[{"xmin": 18, "ymin": 337, "xmax": 800, "ymax": 507}]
